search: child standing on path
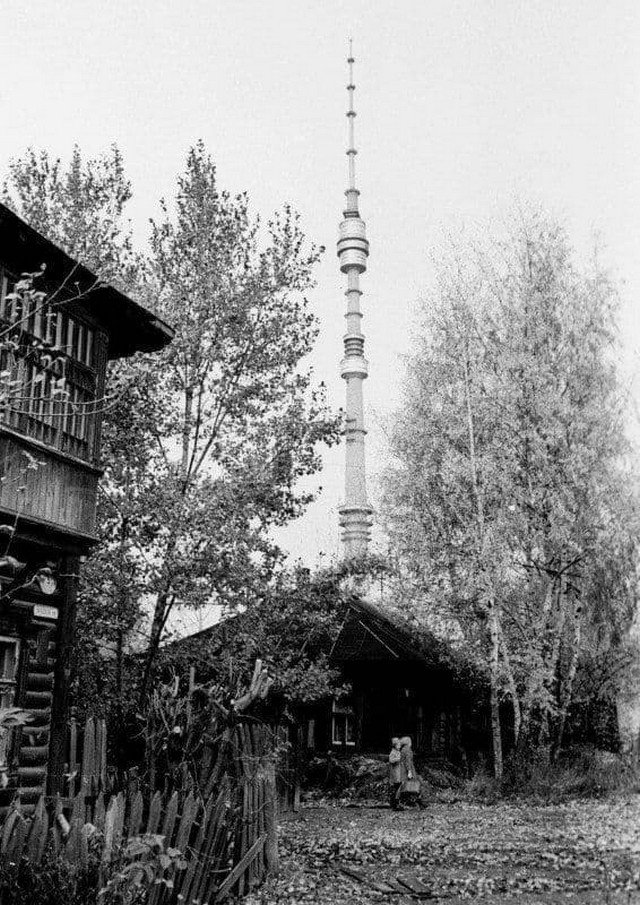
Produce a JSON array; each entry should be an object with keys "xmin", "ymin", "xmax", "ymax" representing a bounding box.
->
[{"xmin": 388, "ymin": 737, "xmax": 402, "ymax": 810}]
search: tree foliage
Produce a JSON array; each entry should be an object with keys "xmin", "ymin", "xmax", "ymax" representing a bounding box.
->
[
  {"xmin": 383, "ymin": 211, "xmax": 640, "ymax": 773},
  {"xmin": 156, "ymin": 562, "xmax": 361, "ymax": 709},
  {"xmin": 3, "ymin": 142, "xmax": 340, "ymax": 716},
  {"xmin": 3, "ymin": 144, "xmax": 139, "ymax": 290}
]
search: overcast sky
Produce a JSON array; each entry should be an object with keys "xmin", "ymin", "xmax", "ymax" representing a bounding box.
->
[{"xmin": 2, "ymin": 1, "xmax": 639, "ymax": 591}]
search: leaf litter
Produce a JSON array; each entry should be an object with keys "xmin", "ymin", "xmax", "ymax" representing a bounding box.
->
[{"xmin": 243, "ymin": 795, "xmax": 640, "ymax": 903}]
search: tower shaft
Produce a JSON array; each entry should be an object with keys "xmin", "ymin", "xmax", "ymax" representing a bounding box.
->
[{"xmin": 338, "ymin": 45, "xmax": 373, "ymax": 556}]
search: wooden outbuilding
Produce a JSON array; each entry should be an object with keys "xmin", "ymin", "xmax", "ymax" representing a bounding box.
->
[{"xmin": 0, "ymin": 202, "xmax": 172, "ymax": 805}]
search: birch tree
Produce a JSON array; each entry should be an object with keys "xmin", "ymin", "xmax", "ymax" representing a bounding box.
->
[{"xmin": 384, "ymin": 211, "xmax": 639, "ymax": 775}]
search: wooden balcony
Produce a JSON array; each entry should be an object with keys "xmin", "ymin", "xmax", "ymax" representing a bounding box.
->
[{"xmin": 0, "ymin": 427, "xmax": 100, "ymax": 542}]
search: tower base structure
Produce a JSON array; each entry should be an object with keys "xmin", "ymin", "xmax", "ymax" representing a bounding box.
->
[{"xmin": 339, "ymin": 504, "xmax": 374, "ymax": 557}]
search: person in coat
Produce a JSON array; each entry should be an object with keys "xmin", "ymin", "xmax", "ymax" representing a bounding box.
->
[
  {"xmin": 388, "ymin": 737, "xmax": 403, "ymax": 809},
  {"xmin": 399, "ymin": 736, "xmax": 423, "ymax": 807}
]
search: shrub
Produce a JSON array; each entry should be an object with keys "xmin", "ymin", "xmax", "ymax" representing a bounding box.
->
[
  {"xmin": 495, "ymin": 745, "xmax": 640, "ymax": 801},
  {"xmin": 0, "ymin": 833, "xmax": 186, "ymax": 905}
]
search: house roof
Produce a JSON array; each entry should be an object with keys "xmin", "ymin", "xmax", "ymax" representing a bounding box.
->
[
  {"xmin": 330, "ymin": 598, "xmax": 483, "ymax": 688},
  {"xmin": 0, "ymin": 202, "xmax": 173, "ymax": 359},
  {"xmin": 158, "ymin": 594, "xmax": 485, "ymax": 695}
]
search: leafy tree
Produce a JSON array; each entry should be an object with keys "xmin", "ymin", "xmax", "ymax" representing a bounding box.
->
[
  {"xmin": 134, "ymin": 141, "xmax": 340, "ymax": 696},
  {"xmin": 3, "ymin": 145, "xmax": 139, "ymax": 289},
  {"xmin": 4, "ymin": 142, "xmax": 340, "ymax": 715},
  {"xmin": 383, "ymin": 211, "xmax": 640, "ymax": 777},
  {"xmin": 157, "ymin": 563, "xmax": 355, "ymax": 707}
]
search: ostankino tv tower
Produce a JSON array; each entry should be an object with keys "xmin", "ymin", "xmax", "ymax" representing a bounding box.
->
[{"xmin": 337, "ymin": 43, "xmax": 374, "ymax": 557}]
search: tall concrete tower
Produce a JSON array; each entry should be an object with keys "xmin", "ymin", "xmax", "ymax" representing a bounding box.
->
[{"xmin": 338, "ymin": 43, "xmax": 373, "ymax": 556}]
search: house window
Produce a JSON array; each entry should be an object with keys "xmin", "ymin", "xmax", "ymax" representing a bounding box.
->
[
  {"xmin": 0, "ymin": 267, "xmax": 98, "ymax": 460},
  {"xmin": 0, "ymin": 637, "xmax": 19, "ymax": 771},
  {"xmin": 306, "ymin": 718, "xmax": 316, "ymax": 750},
  {"xmin": 332, "ymin": 699, "xmax": 356, "ymax": 747}
]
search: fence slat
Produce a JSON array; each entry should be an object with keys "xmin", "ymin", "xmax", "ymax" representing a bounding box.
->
[
  {"xmin": 146, "ymin": 790, "xmax": 163, "ymax": 835},
  {"xmin": 234, "ymin": 781, "xmax": 250, "ymax": 897},
  {"xmin": 93, "ymin": 793, "xmax": 106, "ymax": 832},
  {"xmin": 175, "ymin": 795, "xmax": 215, "ymax": 904},
  {"xmin": 95, "ymin": 719, "xmax": 104, "ymax": 792},
  {"xmin": 174, "ymin": 791, "xmax": 198, "ymax": 853},
  {"xmin": 128, "ymin": 790, "xmax": 144, "ymax": 837},
  {"xmin": 1, "ymin": 807, "xmax": 21, "ymax": 859},
  {"xmin": 102, "ymin": 794, "xmax": 118, "ymax": 865},
  {"xmin": 194, "ymin": 779, "xmax": 230, "ymax": 905},
  {"xmin": 5, "ymin": 814, "xmax": 27, "ymax": 865},
  {"xmin": 112, "ymin": 793, "xmax": 125, "ymax": 852},
  {"xmin": 81, "ymin": 717, "xmax": 96, "ymax": 794},
  {"xmin": 70, "ymin": 788, "xmax": 86, "ymax": 825},
  {"xmin": 264, "ymin": 759, "xmax": 278, "ymax": 876},
  {"xmin": 214, "ymin": 834, "xmax": 266, "ymax": 903},
  {"xmin": 147, "ymin": 791, "xmax": 180, "ymax": 905},
  {"xmin": 65, "ymin": 817, "xmax": 84, "ymax": 865},
  {"xmin": 159, "ymin": 790, "xmax": 179, "ymax": 847},
  {"xmin": 25, "ymin": 796, "xmax": 48, "ymax": 866},
  {"xmin": 204, "ymin": 727, "xmax": 232, "ymax": 799}
]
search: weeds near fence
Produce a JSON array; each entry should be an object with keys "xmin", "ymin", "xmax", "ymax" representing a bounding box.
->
[{"xmin": 0, "ymin": 661, "xmax": 283, "ymax": 903}]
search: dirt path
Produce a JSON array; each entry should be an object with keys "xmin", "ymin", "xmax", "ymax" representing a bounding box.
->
[{"xmin": 245, "ymin": 796, "xmax": 640, "ymax": 903}]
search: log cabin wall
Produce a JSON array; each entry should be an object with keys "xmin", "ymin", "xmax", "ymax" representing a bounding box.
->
[{"xmin": 0, "ymin": 591, "xmax": 60, "ymax": 814}]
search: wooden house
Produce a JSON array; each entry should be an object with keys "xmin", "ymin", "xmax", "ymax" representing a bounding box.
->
[
  {"xmin": 303, "ymin": 599, "xmax": 489, "ymax": 767},
  {"xmin": 0, "ymin": 202, "xmax": 172, "ymax": 805},
  {"xmin": 163, "ymin": 596, "xmax": 489, "ymax": 771}
]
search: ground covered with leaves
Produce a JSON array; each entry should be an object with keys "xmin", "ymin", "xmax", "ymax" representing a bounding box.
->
[{"xmin": 245, "ymin": 796, "xmax": 640, "ymax": 903}]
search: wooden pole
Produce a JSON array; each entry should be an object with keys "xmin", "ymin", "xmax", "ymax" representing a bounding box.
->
[{"xmin": 47, "ymin": 555, "xmax": 80, "ymax": 795}]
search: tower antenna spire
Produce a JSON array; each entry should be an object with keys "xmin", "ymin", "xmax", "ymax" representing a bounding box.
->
[{"xmin": 337, "ymin": 41, "xmax": 373, "ymax": 556}]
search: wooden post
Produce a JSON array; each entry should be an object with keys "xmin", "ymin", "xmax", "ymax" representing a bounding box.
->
[
  {"xmin": 68, "ymin": 707, "xmax": 78, "ymax": 799},
  {"xmin": 47, "ymin": 555, "xmax": 80, "ymax": 795},
  {"xmin": 264, "ymin": 757, "xmax": 278, "ymax": 876}
]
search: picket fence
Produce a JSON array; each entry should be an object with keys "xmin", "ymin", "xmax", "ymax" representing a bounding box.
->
[{"xmin": 0, "ymin": 717, "xmax": 278, "ymax": 903}]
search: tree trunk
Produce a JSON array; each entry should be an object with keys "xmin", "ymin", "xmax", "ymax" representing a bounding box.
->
[
  {"xmin": 140, "ymin": 587, "xmax": 175, "ymax": 702},
  {"xmin": 488, "ymin": 602, "xmax": 503, "ymax": 781},
  {"xmin": 553, "ymin": 595, "xmax": 582, "ymax": 759},
  {"xmin": 499, "ymin": 628, "xmax": 521, "ymax": 747},
  {"xmin": 139, "ymin": 391, "xmax": 194, "ymax": 702},
  {"xmin": 463, "ymin": 351, "xmax": 503, "ymax": 778},
  {"xmin": 181, "ymin": 386, "xmax": 193, "ymax": 487},
  {"xmin": 115, "ymin": 515, "xmax": 129, "ymax": 714}
]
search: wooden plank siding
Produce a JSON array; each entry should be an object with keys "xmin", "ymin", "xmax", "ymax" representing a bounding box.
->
[{"xmin": 0, "ymin": 432, "xmax": 99, "ymax": 538}]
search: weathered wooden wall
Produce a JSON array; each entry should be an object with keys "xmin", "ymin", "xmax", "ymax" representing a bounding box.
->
[
  {"xmin": 0, "ymin": 432, "xmax": 98, "ymax": 536},
  {"xmin": 0, "ymin": 611, "xmax": 56, "ymax": 815}
]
